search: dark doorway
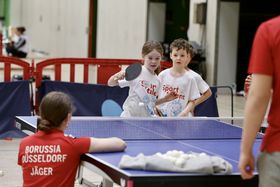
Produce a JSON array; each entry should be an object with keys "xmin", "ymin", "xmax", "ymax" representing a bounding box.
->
[
  {"xmin": 164, "ymin": 0, "xmax": 190, "ymax": 43},
  {"xmin": 236, "ymin": 1, "xmax": 280, "ymax": 93}
]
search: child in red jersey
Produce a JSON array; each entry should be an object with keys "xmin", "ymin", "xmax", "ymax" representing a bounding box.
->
[{"xmin": 18, "ymin": 91, "xmax": 126, "ymax": 187}]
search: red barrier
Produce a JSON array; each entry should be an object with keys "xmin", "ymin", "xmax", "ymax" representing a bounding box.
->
[
  {"xmin": 0, "ymin": 56, "xmax": 32, "ymax": 81},
  {"xmin": 0, "ymin": 56, "xmax": 172, "ymax": 113},
  {"xmin": 35, "ymin": 58, "xmax": 144, "ymax": 88},
  {"xmin": 0, "ymin": 33, "xmax": 2, "ymax": 55}
]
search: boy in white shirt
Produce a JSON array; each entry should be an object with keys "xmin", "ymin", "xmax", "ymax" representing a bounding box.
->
[
  {"xmin": 187, "ymin": 69, "xmax": 212, "ymax": 112},
  {"xmin": 157, "ymin": 38, "xmax": 202, "ymax": 117}
]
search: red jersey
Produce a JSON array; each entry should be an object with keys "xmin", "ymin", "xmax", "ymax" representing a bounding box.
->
[
  {"xmin": 248, "ymin": 16, "xmax": 280, "ymax": 152},
  {"xmin": 18, "ymin": 129, "xmax": 90, "ymax": 187}
]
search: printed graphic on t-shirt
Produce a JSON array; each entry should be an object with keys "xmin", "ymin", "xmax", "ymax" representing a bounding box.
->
[
  {"xmin": 140, "ymin": 80, "xmax": 158, "ymax": 97},
  {"xmin": 21, "ymin": 145, "xmax": 67, "ymax": 176},
  {"xmin": 159, "ymin": 84, "xmax": 187, "ymax": 117},
  {"xmin": 162, "ymin": 84, "xmax": 185, "ymax": 100},
  {"xmin": 137, "ymin": 80, "xmax": 159, "ymax": 115},
  {"xmin": 165, "ymin": 100, "xmax": 182, "ymax": 116}
]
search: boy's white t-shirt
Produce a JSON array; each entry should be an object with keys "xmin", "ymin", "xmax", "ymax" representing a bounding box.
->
[
  {"xmin": 158, "ymin": 69, "xmax": 200, "ymax": 117},
  {"xmin": 188, "ymin": 69, "xmax": 209, "ymax": 94},
  {"xmin": 118, "ymin": 66, "xmax": 160, "ymax": 117}
]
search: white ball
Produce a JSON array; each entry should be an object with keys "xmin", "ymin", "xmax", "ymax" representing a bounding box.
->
[
  {"xmin": 139, "ymin": 102, "xmax": 145, "ymax": 106},
  {"xmin": 169, "ymin": 156, "xmax": 177, "ymax": 163},
  {"xmin": 0, "ymin": 170, "xmax": 4, "ymax": 177},
  {"xmin": 155, "ymin": 152, "xmax": 162, "ymax": 156},
  {"xmin": 156, "ymin": 152, "xmax": 163, "ymax": 157},
  {"xmin": 162, "ymin": 155, "xmax": 169, "ymax": 160},
  {"xmin": 172, "ymin": 150, "xmax": 180, "ymax": 157},
  {"xmin": 189, "ymin": 154, "xmax": 196, "ymax": 158},
  {"xmin": 175, "ymin": 157, "xmax": 185, "ymax": 167},
  {"xmin": 175, "ymin": 150, "xmax": 184, "ymax": 158},
  {"xmin": 178, "ymin": 150, "xmax": 184, "ymax": 155},
  {"xmin": 181, "ymin": 154, "xmax": 190, "ymax": 160},
  {"xmin": 165, "ymin": 150, "xmax": 174, "ymax": 156},
  {"xmin": 199, "ymin": 153, "xmax": 207, "ymax": 157}
]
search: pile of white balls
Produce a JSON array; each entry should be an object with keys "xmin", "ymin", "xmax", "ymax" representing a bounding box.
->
[{"xmin": 155, "ymin": 150, "xmax": 207, "ymax": 168}]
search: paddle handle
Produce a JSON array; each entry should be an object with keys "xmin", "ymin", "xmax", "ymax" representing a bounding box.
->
[
  {"xmin": 154, "ymin": 106, "xmax": 164, "ymax": 117},
  {"xmin": 113, "ymin": 71, "xmax": 125, "ymax": 81}
]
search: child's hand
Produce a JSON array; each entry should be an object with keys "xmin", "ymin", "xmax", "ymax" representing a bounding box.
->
[
  {"xmin": 164, "ymin": 91, "xmax": 179, "ymax": 102},
  {"xmin": 113, "ymin": 71, "xmax": 125, "ymax": 81}
]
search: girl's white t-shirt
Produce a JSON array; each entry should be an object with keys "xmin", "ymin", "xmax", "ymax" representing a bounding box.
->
[
  {"xmin": 158, "ymin": 69, "xmax": 200, "ymax": 117},
  {"xmin": 118, "ymin": 66, "xmax": 160, "ymax": 117}
]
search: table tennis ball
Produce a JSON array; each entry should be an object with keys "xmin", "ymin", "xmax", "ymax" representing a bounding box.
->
[
  {"xmin": 173, "ymin": 151, "xmax": 182, "ymax": 158},
  {"xmin": 160, "ymin": 154, "xmax": 169, "ymax": 160},
  {"xmin": 138, "ymin": 102, "xmax": 144, "ymax": 107},
  {"xmin": 166, "ymin": 150, "xmax": 183, "ymax": 158},
  {"xmin": 168, "ymin": 156, "xmax": 177, "ymax": 164},
  {"xmin": 181, "ymin": 154, "xmax": 190, "ymax": 160},
  {"xmin": 175, "ymin": 157, "xmax": 186, "ymax": 168},
  {"xmin": 155, "ymin": 152, "xmax": 162, "ymax": 156},
  {"xmin": 162, "ymin": 154, "xmax": 175, "ymax": 163},
  {"xmin": 166, "ymin": 150, "xmax": 176, "ymax": 157},
  {"xmin": 156, "ymin": 152, "xmax": 163, "ymax": 157},
  {"xmin": 199, "ymin": 153, "xmax": 207, "ymax": 157},
  {"xmin": 165, "ymin": 151, "xmax": 172, "ymax": 157},
  {"xmin": 188, "ymin": 154, "xmax": 196, "ymax": 158},
  {"xmin": 177, "ymin": 151, "xmax": 184, "ymax": 156},
  {"xmin": 0, "ymin": 170, "xmax": 4, "ymax": 177}
]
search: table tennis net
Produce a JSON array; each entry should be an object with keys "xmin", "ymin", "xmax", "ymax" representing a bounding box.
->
[{"xmin": 65, "ymin": 118, "xmax": 263, "ymax": 140}]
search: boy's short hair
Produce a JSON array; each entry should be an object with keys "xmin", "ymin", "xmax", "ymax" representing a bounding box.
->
[{"xmin": 170, "ymin": 38, "xmax": 195, "ymax": 57}]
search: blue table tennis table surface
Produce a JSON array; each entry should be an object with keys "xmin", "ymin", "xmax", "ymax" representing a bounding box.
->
[{"xmin": 15, "ymin": 116, "xmax": 262, "ymax": 187}]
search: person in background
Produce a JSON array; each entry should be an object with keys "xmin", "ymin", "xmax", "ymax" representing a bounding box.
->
[
  {"xmin": 5, "ymin": 26, "xmax": 28, "ymax": 58},
  {"xmin": 243, "ymin": 74, "xmax": 252, "ymax": 98},
  {"xmin": 244, "ymin": 74, "xmax": 271, "ymax": 133},
  {"xmin": 18, "ymin": 91, "xmax": 126, "ymax": 187},
  {"xmin": 108, "ymin": 40, "xmax": 178, "ymax": 117},
  {"xmin": 157, "ymin": 38, "xmax": 201, "ymax": 117},
  {"xmin": 238, "ymin": 16, "xmax": 280, "ymax": 187}
]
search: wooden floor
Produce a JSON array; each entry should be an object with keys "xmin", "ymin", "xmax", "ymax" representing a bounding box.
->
[{"xmin": 0, "ymin": 94, "xmax": 246, "ymax": 187}]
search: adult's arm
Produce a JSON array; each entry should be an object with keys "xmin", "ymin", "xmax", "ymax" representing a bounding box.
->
[{"xmin": 239, "ymin": 74, "xmax": 272, "ymax": 179}]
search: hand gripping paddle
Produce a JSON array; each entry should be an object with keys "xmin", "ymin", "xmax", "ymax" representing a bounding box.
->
[{"xmin": 125, "ymin": 63, "xmax": 142, "ymax": 81}]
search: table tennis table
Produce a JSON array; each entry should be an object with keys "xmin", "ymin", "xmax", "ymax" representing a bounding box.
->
[{"xmin": 15, "ymin": 116, "xmax": 262, "ymax": 187}]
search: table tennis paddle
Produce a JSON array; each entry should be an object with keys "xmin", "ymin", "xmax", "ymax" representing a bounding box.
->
[
  {"xmin": 154, "ymin": 106, "xmax": 164, "ymax": 117},
  {"xmin": 101, "ymin": 99, "xmax": 123, "ymax": 116},
  {"xmin": 125, "ymin": 63, "xmax": 142, "ymax": 81}
]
